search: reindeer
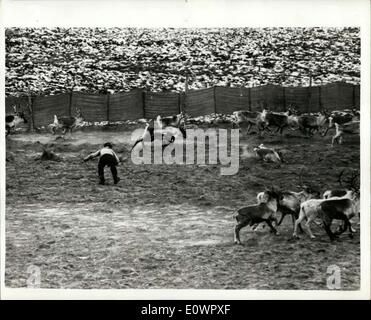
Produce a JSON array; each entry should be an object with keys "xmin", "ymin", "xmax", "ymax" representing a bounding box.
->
[
  {"xmin": 232, "ymin": 110, "xmax": 267, "ymax": 134},
  {"xmin": 234, "ymin": 190, "xmax": 280, "ymax": 244},
  {"xmin": 297, "ymin": 110, "xmax": 328, "ymax": 136},
  {"xmin": 156, "ymin": 111, "xmax": 187, "ymax": 129},
  {"xmin": 260, "ymin": 109, "xmax": 299, "ymax": 135},
  {"xmin": 323, "ymin": 169, "xmax": 360, "ymax": 199},
  {"xmin": 131, "ymin": 112, "xmax": 187, "ymax": 152},
  {"xmin": 331, "ymin": 121, "xmax": 359, "ymax": 146},
  {"xmin": 293, "ymin": 190, "xmax": 359, "ymax": 241},
  {"xmin": 253, "ymin": 144, "xmax": 281, "ymax": 163},
  {"xmin": 322, "ymin": 111, "xmax": 356, "ymax": 136},
  {"xmin": 50, "ymin": 109, "xmax": 84, "ymax": 137},
  {"xmin": 294, "ymin": 169, "xmax": 359, "ymax": 240},
  {"xmin": 6, "ymin": 105, "xmax": 28, "ymax": 136},
  {"xmin": 257, "ymin": 170, "xmax": 320, "ymax": 232},
  {"xmin": 277, "ymin": 186, "xmax": 320, "ymax": 230}
]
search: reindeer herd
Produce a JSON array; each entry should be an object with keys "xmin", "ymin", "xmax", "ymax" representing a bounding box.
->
[
  {"xmin": 5, "ymin": 104, "xmax": 360, "ymax": 244},
  {"xmin": 233, "ymin": 107, "xmax": 360, "ymax": 146},
  {"xmin": 235, "ymin": 169, "xmax": 360, "ymax": 244}
]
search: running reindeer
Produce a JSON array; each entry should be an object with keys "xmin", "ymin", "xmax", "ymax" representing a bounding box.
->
[
  {"xmin": 234, "ymin": 189, "xmax": 280, "ymax": 245},
  {"xmin": 131, "ymin": 111, "xmax": 187, "ymax": 151},
  {"xmin": 50, "ymin": 108, "xmax": 84, "ymax": 138},
  {"xmin": 294, "ymin": 169, "xmax": 360, "ymax": 241}
]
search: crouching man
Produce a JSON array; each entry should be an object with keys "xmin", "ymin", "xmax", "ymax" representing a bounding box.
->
[{"xmin": 84, "ymin": 142, "xmax": 120, "ymax": 185}]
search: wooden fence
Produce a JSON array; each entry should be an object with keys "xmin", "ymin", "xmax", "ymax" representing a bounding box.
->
[{"xmin": 5, "ymin": 81, "xmax": 360, "ymax": 128}]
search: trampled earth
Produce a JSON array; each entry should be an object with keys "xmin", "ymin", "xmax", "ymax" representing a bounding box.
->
[{"xmin": 5, "ymin": 125, "xmax": 360, "ymax": 289}]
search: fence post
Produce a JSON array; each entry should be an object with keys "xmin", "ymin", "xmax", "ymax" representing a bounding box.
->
[
  {"xmin": 69, "ymin": 91, "xmax": 73, "ymax": 117},
  {"xmin": 352, "ymin": 84, "xmax": 356, "ymax": 107},
  {"xmin": 319, "ymin": 86, "xmax": 322, "ymax": 110},
  {"xmin": 308, "ymin": 80, "xmax": 312, "ymax": 114},
  {"xmin": 178, "ymin": 92, "xmax": 181, "ymax": 114},
  {"xmin": 282, "ymin": 86, "xmax": 286, "ymax": 111},
  {"xmin": 185, "ymin": 73, "xmax": 189, "ymax": 115},
  {"xmin": 142, "ymin": 90, "xmax": 146, "ymax": 118},
  {"xmin": 213, "ymin": 86, "xmax": 217, "ymax": 114},
  {"xmin": 248, "ymin": 87, "xmax": 251, "ymax": 111},
  {"xmin": 28, "ymin": 95, "xmax": 34, "ymax": 132},
  {"xmin": 106, "ymin": 92, "xmax": 110, "ymax": 122}
]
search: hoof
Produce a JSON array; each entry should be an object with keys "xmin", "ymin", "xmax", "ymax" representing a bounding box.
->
[{"xmin": 310, "ymin": 235, "xmax": 316, "ymax": 239}]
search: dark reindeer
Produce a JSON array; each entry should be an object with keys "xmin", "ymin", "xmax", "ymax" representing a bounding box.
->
[{"xmin": 50, "ymin": 109, "xmax": 84, "ymax": 137}]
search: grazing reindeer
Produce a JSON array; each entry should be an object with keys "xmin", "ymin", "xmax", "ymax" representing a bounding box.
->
[
  {"xmin": 6, "ymin": 106, "xmax": 28, "ymax": 136},
  {"xmin": 331, "ymin": 121, "xmax": 359, "ymax": 146},
  {"xmin": 234, "ymin": 190, "xmax": 280, "ymax": 244},
  {"xmin": 51, "ymin": 109, "xmax": 84, "ymax": 137}
]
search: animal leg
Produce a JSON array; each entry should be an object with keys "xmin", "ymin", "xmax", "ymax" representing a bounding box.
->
[
  {"xmin": 293, "ymin": 214, "xmax": 305, "ymax": 238},
  {"xmin": 292, "ymin": 212, "xmax": 304, "ymax": 233},
  {"xmin": 346, "ymin": 218, "xmax": 354, "ymax": 239},
  {"xmin": 304, "ymin": 218, "xmax": 316, "ymax": 239},
  {"xmin": 234, "ymin": 221, "xmax": 249, "ymax": 245},
  {"xmin": 265, "ymin": 219, "xmax": 279, "ymax": 235},
  {"xmin": 322, "ymin": 220, "xmax": 337, "ymax": 241},
  {"xmin": 293, "ymin": 206, "xmax": 308, "ymax": 237},
  {"xmin": 332, "ymin": 132, "xmax": 341, "ymax": 146},
  {"xmin": 277, "ymin": 212, "xmax": 286, "ymax": 226},
  {"xmin": 131, "ymin": 138, "xmax": 144, "ymax": 152}
]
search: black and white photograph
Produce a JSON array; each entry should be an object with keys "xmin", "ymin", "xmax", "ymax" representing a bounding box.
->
[{"xmin": 1, "ymin": 0, "xmax": 370, "ymax": 300}]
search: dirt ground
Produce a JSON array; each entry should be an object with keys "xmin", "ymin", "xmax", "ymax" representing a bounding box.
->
[{"xmin": 5, "ymin": 125, "xmax": 360, "ymax": 289}]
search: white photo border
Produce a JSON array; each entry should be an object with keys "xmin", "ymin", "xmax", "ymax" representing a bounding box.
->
[{"xmin": 1, "ymin": 0, "xmax": 370, "ymax": 300}]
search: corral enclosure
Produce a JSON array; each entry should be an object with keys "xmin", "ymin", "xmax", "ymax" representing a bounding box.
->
[
  {"xmin": 5, "ymin": 126, "xmax": 360, "ymax": 290},
  {"xmin": 6, "ymin": 81, "xmax": 360, "ymax": 127}
]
